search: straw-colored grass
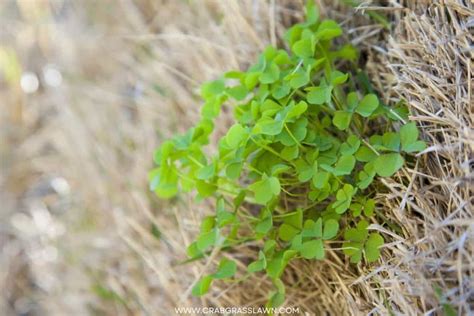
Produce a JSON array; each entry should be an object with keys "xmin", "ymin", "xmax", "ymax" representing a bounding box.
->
[{"xmin": 0, "ymin": 0, "xmax": 472, "ymax": 315}]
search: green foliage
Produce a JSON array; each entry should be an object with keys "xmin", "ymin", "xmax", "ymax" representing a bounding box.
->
[{"xmin": 150, "ymin": 1, "xmax": 425, "ymax": 306}]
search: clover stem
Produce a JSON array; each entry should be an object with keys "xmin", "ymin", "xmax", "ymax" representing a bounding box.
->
[
  {"xmin": 290, "ymin": 59, "xmax": 304, "ymax": 75},
  {"xmin": 317, "ymin": 43, "xmax": 332, "ymax": 77},
  {"xmin": 173, "ymin": 169, "xmax": 194, "ymax": 183},
  {"xmin": 284, "ymin": 124, "xmax": 304, "ymax": 149},
  {"xmin": 333, "ymin": 176, "xmax": 344, "ymax": 185},
  {"xmin": 331, "ymin": 94, "xmax": 344, "ymax": 111},
  {"xmin": 280, "ymin": 187, "xmax": 302, "ymax": 197},
  {"xmin": 247, "ymin": 165, "xmax": 263, "ymax": 175},
  {"xmin": 250, "ymin": 137, "xmax": 296, "ymax": 166},
  {"xmin": 362, "ymin": 138, "xmax": 381, "ymax": 156},
  {"xmin": 387, "ymin": 107, "xmax": 407, "ymax": 124},
  {"xmin": 187, "ymin": 155, "xmax": 205, "ymax": 168}
]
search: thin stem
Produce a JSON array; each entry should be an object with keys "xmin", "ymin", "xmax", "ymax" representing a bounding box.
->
[
  {"xmin": 362, "ymin": 138, "xmax": 380, "ymax": 156},
  {"xmin": 187, "ymin": 155, "xmax": 204, "ymax": 168},
  {"xmin": 284, "ymin": 124, "xmax": 304, "ymax": 149},
  {"xmin": 250, "ymin": 136, "xmax": 296, "ymax": 167}
]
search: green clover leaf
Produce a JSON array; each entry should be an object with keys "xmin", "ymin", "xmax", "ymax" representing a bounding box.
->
[
  {"xmin": 249, "ymin": 175, "xmax": 281, "ymax": 205},
  {"xmin": 374, "ymin": 153, "xmax": 404, "ymax": 177},
  {"xmin": 192, "ymin": 275, "xmax": 213, "ymax": 296},
  {"xmin": 333, "ymin": 111, "xmax": 352, "ymax": 130},
  {"xmin": 333, "ymin": 184, "xmax": 355, "ymax": 214},
  {"xmin": 400, "ymin": 122, "xmax": 426, "ymax": 153},
  {"xmin": 213, "ymin": 258, "xmax": 237, "ymax": 279}
]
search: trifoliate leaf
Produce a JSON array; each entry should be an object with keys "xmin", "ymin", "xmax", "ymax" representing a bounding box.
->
[
  {"xmin": 266, "ymin": 250, "xmax": 296, "ymax": 279},
  {"xmin": 343, "ymin": 241, "xmax": 363, "ymax": 263},
  {"xmin": 400, "ymin": 122, "xmax": 426, "ymax": 153},
  {"xmin": 356, "ymin": 94, "xmax": 379, "ymax": 117},
  {"xmin": 312, "ymin": 170, "xmax": 330, "ymax": 189},
  {"xmin": 369, "ymin": 134, "xmax": 383, "ymax": 147},
  {"xmin": 260, "ymin": 62, "xmax": 280, "ymax": 84},
  {"xmin": 196, "ymin": 228, "xmax": 217, "ymax": 251},
  {"xmin": 226, "ymin": 85, "xmax": 248, "ymax": 101},
  {"xmin": 225, "ymin": 124, "xmax": 248, "ymax": 148},
  {"xmin": 278, "ymin": 223, "xmax": 300, "ymax": 242},
  {"xmin": 245, "ymin": 72, "xmax": 260, "ymax": 90},
  {"xmin": 256, "ymin": 215, "xmax": 273, "ymax": 235},
  {"xmin": 195, "ymin": 180, "xmax": 217, "ymax": 198},
  {"xmin": 283, "ymin": 209, "xmax": 303, "ymax": 229},
  {"xmin": 346, "ymin": 91, "xmax": 359, "ymax": 110},
  {"xmin": 322, "ymin": 219, "xmax": 339, "ymax": 240},
  {"xmin": 152, "ymin": 166, "xmax": 179, "ymax": 198},
  {"xmin": 281, "ymin": 145, "xmax": 299, "ymax": 161},
  {"xmin": 272, "ymin": 83, "xmax": 291, "ymax": 99},
  {"xmin": 290, "ymin": 234, "xmax": 303, "ymax": 251},
  {"xmin": 316, "ymin": 20, "xmax": 342, "ymax": 40},
  {"xmin": 292, "ymin": 37, "xmax": 314, "ymax": 58},
  {"xmin": 355, "ymin": 146, "xmax": 377, "ymax": 162},
  {"xmin": 333, "ymin": 111, "xmax": 352, "ymax": 130},
  {"xmin": 333, "ymin": 184, "xmax": 354, "ymax": 214},
  {"xmin": 300, "ymin": 239, "xmax": 324, "ymax": 260},
  {"xmin": 264, "ymin": 240, "xmax": 277, "ymax": 256},
  {"xmin": 365, "ymin": 233, "xmax": 384, "ymax": 263},
  {"xmin": 196, "ymin": 162, "xmax": 216, "ymax": 180},
  {"xmin": 213, "ymin": 258, "xmax": 237, "ymax": 279},
  {"xmin": 254, "ymin": 117, "xmax": 284, "ymax": 136},
  {"xmin": 285, "ymin": 23, "xmax": 303, "ymax": 47},
  {"xmin": 186, "ymin": 242, "xmax": 202, "ymax": 259},
  {"xmin": 307, "ymin": 86, "xmax": 332, "ymax": 105},
  {"xmin": 288, "ymin": 67, "xmax": 310, "ymax": 89},
  {"xmin": 384, "ymin": 101, "xmax": 408, "ymax": 120},
  {"xmin": 200, "ymin": 216, "xmax": 215, "ymax": 233},
  {"xmin": 268, "ymin": 291, "xmax": 285, "ymax": 308},
  {"xmin": 330, "ymin": 70, "xmax": 348, "ymax": 85},
  {"xmin": 226, "ymin": 161, "xmax": 243, "ymax": 180},
  {"xmin": 216, "ymin": 209, "xmax": 234, "ymax": 228},
  {"xmin": 374, "ymin": 153, "xmax": 404, "ymax": 177},
  {"xmin": 381, "ymin": 132, "xmax": 400, "ymax": 152},
  {"xmin": 344, "ymin": 221, "xmax": 368, "ymax": 244},
  {"xmin": 340, "ymin": 135, "xmax": 361, "ymax": 155},
  {"xmin": 302, "ymin": 218, "xmax": 323, "ymax": 238},
  {"xmin": 248, "ymin": 251, "xmax": 266, "ymax": 272},
  {"xmin": 192, "ymin": 275, "xmax": 213, "ymax": 296},
  {"xmin": 295, "ymin": 159, "xmax": 317, "ymax": 182},
  {"xmin": 403, "ymin": 140, "xmax": 426, "ymax": 153},
  {"xmin": 350, "ymin": 203, "xmax": 363, "ymax": 217},
  {"xmin": 224, "ymin": 70, "xmax": 244, "ymax": 79},
  {"xmin": 276, "ymin": 118, "xmax": 308, "ymax": 146},
  {"xmin": 357, "ymin": 162, "xmax": 376, "ymax": 189},
  {"xmin": 333, "ymin": 155, "xmax": 356, "ymax": 176},
  {"xmin": 201, "ymin": 79, "xmax": 225, "ymax": 99},
  {"xmin": 274, "ymin": 49, "xmax": 291, "ymax": 65},
  {"xmin": 361, "ymin": 200, "xmax": 373, "ymax": 218},
  {"xmin": 400, "ymin": 122, "xmax": 418, "ymax": 146},
  {"xmin": 260, "ymin": 99, "xmax": 281, "ymax": 115},
  {"xmin": 288, "ymin": 101, "xmax": 308, "ymax": 119},
  {"xmin": 262, "ymin": 45, "xmax": 278, "ymax": 60}
]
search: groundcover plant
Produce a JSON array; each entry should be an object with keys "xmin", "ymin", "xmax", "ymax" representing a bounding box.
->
[{"xmin": 149, "ymin": 2, "xmax": 425, "ymax": 307}]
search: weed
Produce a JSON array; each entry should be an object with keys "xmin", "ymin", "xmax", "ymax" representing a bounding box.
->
[{"xmin": 150, "ymin": 2, "xmax": 425, "ymax": 306}]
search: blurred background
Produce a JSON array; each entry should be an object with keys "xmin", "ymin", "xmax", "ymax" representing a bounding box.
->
[
  {"xmin": 0, "ymin": 1, "xmax": 304, "ymax": 314},
  {"xmin": 1, "ymin": 0, "xmax": 472, "ymax": 315}
]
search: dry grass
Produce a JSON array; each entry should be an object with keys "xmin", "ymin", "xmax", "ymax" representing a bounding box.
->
[{"xmin": 0, "ymin": 0, "xmax": 472, "ymax": 315}]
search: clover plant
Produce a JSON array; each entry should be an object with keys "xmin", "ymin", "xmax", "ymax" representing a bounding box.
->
[{"xmin": 149, "ymin": 2, "xmax": 425, "ymax": 306}]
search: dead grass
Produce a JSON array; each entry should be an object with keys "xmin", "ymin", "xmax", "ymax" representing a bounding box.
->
[{"xmin": 0, "ymin": 0, "xmax": 472, "ymax": 315}]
